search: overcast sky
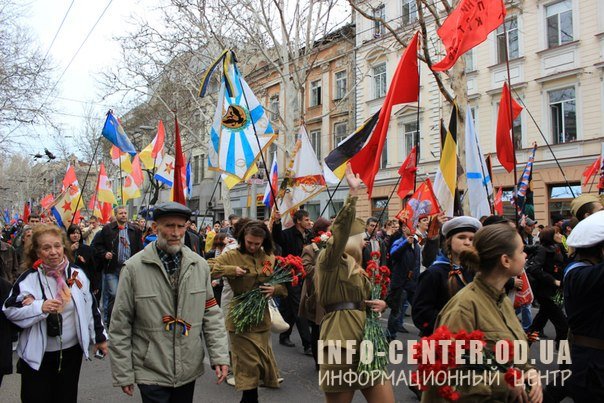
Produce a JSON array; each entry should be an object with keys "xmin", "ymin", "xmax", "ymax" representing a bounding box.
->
[{"xmin": 18, "ymin": 0, "xmax": 154, "ymax": 156}]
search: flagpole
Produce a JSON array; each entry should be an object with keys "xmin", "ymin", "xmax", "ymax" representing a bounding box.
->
[
  {"xmin": 474, "ymin": 130, "xmax": 495, "ymax": 215},
  {"xmin": 232, "ymin": 56, "xmax": 278, "ymax": 212},
  {"xmin": 320, "ymin": 178, "xmax": 343, "ymax": 217},
  {"xmin": 68, "ymin": 136, "xmax": 103, "ymax": 228},
  {"xmin": 142, "ymin": 153, "xmax": 160, "ymax": 225},
  {"xmin": 502, "ymin": 19, "xmax": 520, "ymax": 225},
  {"xmin": 510, "ymin": 87, "xmax": 576, "ymax": 198},
  {"xmin": 372, "ymin": 176, "xmax": 403, "ymax": 238}
]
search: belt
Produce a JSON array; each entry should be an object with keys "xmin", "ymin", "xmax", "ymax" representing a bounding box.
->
[
  {"xmin": 324, "ymin": 301, "xmax": 364, "ymax": 314},
  {"xmin": 571, "ymin": 334, "xmax": 604, "ymax": 351}
]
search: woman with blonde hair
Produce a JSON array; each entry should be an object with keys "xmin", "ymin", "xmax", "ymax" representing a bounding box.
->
[
  {"xmin": 421, "ymin": 223, "xmax": 542, "ymax": 402},
  {"xmin": 316, "ymin": 164, "xmax": 394, "ymax": 403},
  {"xmin": 3, "ymin": 224, "xmax": 107, "ymax": 402}
]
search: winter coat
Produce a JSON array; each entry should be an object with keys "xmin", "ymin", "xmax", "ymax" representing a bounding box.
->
[
  {"xmin": 3, "ymin": 263, "xmax": 106, "ymax": 370},
  {"xmin": 109, "ymin": 243, "xmax": 229, "ymax": 388}
]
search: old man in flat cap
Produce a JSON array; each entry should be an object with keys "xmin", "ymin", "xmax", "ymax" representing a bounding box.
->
[{"xmin": 109, "ymin": 202, "xmax": 229, "ymax": 403}]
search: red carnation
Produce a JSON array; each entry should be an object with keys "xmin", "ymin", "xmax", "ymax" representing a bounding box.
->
[
  {"xmin": 504, "ymin": 367, "xmax": 523, "ymax": 388},
  {"xmin": 292, "ymin": 276, "xmax": 299, "ymax": 287},
  {"xmin": 438, "ymin": 385, "xmax": 460, "ymax": 401},
  {"xmin": 370, "ymin": 250, "xmax": 381, "ymax": 260},
  {"xmin": 32, "ymin": 259, "xmax": 43, "ymax": 270}
]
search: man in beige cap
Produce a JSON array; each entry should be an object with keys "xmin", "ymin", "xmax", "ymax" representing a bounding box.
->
[{"xmin": 570, "ymin": 193, "xmax": 603, "ymax": 221}]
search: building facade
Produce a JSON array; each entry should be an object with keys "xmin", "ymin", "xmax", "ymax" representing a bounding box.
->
[{"xmin": 352, "ymin": 0, "xmax": 604, "ymax": 225}]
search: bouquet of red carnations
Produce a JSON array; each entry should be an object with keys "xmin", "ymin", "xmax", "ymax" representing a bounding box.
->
[
  {"xmin": 311, "ymin": 230, "xmax": 332, "ymax": 249},
  {"xmin": 229, "ymin": 254, "xmax": 306, "ymax": 333},
  {"xmin": 411, "ymin": 325, "xmax": 528, "ymax": 401},
  {"xmin": 357, "ymin": 252, "xmax": 391, "ymax": 375}
]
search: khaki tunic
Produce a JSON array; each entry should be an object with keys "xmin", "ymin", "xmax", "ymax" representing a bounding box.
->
[
  {"xmin": 316, "ymin": 195, "xmax": 373, "ymax": 392},
  {"xmin": 421, "ymin": 273, "xmax": 533, "ymax": 403},
  {"xmin": 209, "ymin": 249, "xmax": 287, "ymax": 390},
  {"xmin": 299, "ymin": 243, "xmax": 326, "ymax": 324}
]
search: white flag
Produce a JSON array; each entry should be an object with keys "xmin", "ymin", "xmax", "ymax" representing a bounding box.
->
[
  {"xmin": 465, "ymin": 108, "xmax": 493, "ymax": 218},
  {"xmin": 276, "ymin": 126, "xmax": 326, "ymax": 215}
]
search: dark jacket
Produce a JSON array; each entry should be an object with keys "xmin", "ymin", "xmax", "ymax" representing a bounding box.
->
[
  {"xmin": 362, "ymin": 233, "xmax": 387, "ymax": 268},
  {"xmin": 563, "ymin": 261, "xmax": 604, "ymax": 392},
  {"xmin": 412, "ymin": 252, "xmax": 474, "ymax": 336},
  {"xmin": 388, "ymin": 236, "xmax": 420, "ymax": 288},
  {"xmin": 74, "ymin": 243, "xmax": 98, "ymax": 293},
  {"xmin": 525, "ymin": 243, "xmax": 567, "ymax": 298},
  {"xmin": 185, "ymin": 230, "xmax": 202, "ymax": 256},
  {"xmin": 272, "ymin": 222, "xmax": 310, "ymax": 257},
  {"xmin": 0, "ymin": 276, "xmax": 14, "ymax": 377},
  {"xmin": 0, "ymin": 241, "xmax": 19, "ymax": 283},
  {"xmin": 92, "ymin": 223, "xmax": 143, "ymax": 274}
]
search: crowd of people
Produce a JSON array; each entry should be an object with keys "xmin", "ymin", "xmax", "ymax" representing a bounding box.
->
[{"xmin": 0, "ymin": 165, "xmax": 602, "ymax": 402}]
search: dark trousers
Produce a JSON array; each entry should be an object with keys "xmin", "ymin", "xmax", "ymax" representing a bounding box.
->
[
  {"xmin": 279, "ymin": 283, "xmax": 311, "ymax": 348},
  {"xmin": 19, "ymin": 344, "xmax": 83, "ymax": 403},
  {"xmin": 138, "ymin": 381, "xmax": 196, "ymax": 403},
  {"xmin": 530, "ymin": 295, "xmax": 568, "ymax": 343}
]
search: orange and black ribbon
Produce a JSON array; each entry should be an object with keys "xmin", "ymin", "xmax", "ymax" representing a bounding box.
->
[
  {"xmin": 205, "ymin": 298, "xmax": 218, "ymax": 310},
  {"xmin": 162, "ymin": 315, "xmax": 192, "ymax": 336},
  {"xmin": 67, "ymin": 270, "xmax": 83, "ymax": 289}
]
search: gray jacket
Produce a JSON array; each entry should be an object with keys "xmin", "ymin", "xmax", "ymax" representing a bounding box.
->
[{"xmin": 109, "ymin": 243, "xmax": 229, "ymax": 387}]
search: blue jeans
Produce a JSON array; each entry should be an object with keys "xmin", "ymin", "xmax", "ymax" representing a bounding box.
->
[
  {"xmin": 102, "ymin": 272, "xmax": 119, "ymax": 325},
  {"xmin": 515, "ymin": 304, "xmax": 533, "ymax": 332}
]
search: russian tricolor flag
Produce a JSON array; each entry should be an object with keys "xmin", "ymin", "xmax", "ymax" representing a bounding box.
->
[{"xmin": 263, "ymin": 151, "xmax": 278, "ymax": 208}]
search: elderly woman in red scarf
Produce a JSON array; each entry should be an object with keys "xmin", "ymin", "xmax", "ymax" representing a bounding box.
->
[{"xmin": 3, "ymin": 224, "xmax": 107, "ymax": 403}]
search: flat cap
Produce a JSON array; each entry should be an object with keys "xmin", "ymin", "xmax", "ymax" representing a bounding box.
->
[
  {"xmin": 570, "ymin": 193, "xmax": 601, "ymax": 218},
  {"xmin": 153, "ymin": 202, "xmax": 191, "ymax": 221},
  {"xmin": 442, "ymin": 216, "xmax": 482, "ymax": 238},
  {"xmin": 566, "ymin": 210, "xmax": 604, "ymax": 248},
  {"xmin": 525, "ymin": 217, "xmax": 537, "ymax": 226}
]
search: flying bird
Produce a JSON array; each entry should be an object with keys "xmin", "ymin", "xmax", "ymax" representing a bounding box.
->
[{"xmin": 44, "ymin": 148, "xmax": 56, "ymax": 160}]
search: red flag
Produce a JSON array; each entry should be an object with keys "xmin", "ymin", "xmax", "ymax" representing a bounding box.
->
[
  {"xmin": 395, "ymin": 178, "xmax": 441, "ymax": 232},
  {"xmin": 350, "ymin": 32, "xmax": 419, "ymax": 197},
  {"xmin": 494, "ymin": 187, "xmax": 504, "ymax": 215},
  {"xmin": 432, "ymin": 0, "xmax": 506, "ymax": 71},
  {"xmin": 496, "ymin": 82, "xmax": 523, "ymax": 172},
  {"xmin": 172, "ymin": 116, "xmax": 186, "ymax": 205},
  {"xmin": 23, "ymin": 202, "xmax": 30, "ymax": 223},
  {"xmin": 40, "ymin": 194, "xmax": 55, "ymax": 210},
  {"xmin": 397, "ymin": 146, "xmax": 417, "ymax": 199},
  {"xmin": 583, "ymin": 156, "xmax": 602, "ymax": 186},
  {"xmin": 62, "ymin": 164, "xmax": 78, "ymax": 191},
  {"xmin": 131, "ymin": 155, "xmax": 144, "ymax": 187}
]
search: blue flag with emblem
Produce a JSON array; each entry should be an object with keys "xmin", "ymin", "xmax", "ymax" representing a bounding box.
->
[
  {"xmin": 101, "ymin": 111, "xmax": 137, "ymax": 156},
  {"xmin": 200, "ymin": 50, "xmax": 276, "ymax": 181}
]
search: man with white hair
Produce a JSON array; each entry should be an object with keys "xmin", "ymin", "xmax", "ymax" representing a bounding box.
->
[{"xmin": 109, "ymin": 202, "xmax": 230, "ymax": 402}]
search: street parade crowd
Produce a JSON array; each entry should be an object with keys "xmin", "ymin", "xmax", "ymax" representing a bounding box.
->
[{"xmin": 0, "ymin": 164, "xmax": 602, "ymax": 403}]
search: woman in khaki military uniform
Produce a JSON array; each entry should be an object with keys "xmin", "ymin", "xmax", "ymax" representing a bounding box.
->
[
  {"xmin": 316, "ymin": 164, "xmax": 394, "ymax": 403},
  {"xmin": 421, "ymin": 224, "xmax": 543, "ymax": 403},
  {"xmin": 209, "ymin": 221, "xmax": 286, "ymax": 403}
]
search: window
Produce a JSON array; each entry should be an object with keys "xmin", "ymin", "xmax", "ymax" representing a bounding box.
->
[
  {"xmin": 464, "ymin": 49, "xmax": 475, "ymax": 73},
  {"xmin": 304, "ymin": 203, "xmax": 321, "ymax": 220},
  {"xmin": 496, "ymin": 16, "xmax": 519, "ymax": 63},
  {"xmin": 402, "ymin": 121, "xmax": 418, "ymax": 158},
  {"xmin": 334, "ymin": 71, "xmax": 347, "ymax": 100},
  {"xmin": 334, "ymin": 122, "xmax": 348, "ymax": 146},
  {"xmin": 373, "ymin": 63, "xmax": 387, "ymax": 99},
  {"xmin": 402, "ymin": 0, "xmax": 417, "ymax": 25},
  {"xmin": 546, "ymin": 0, "xmax": 573, "ymax": 48},
  {"xmin": 381, "ymin": 140, "xmax": 388, "ymax": 168},
  {"xmin": 549, "ymin": 184, "xmax": 581, "ymax": 221},
  {"xmin": 269, "ymin": 96, "xmax": 279, "ymax": 122},
  {"xmin": 549, "ymin": 87, "xmax": 576, "ymax": 144},
  {"xmin": 373, "ymin": 4, "xmax": 385, "ymax": 37},
  {"xmin": 309, "ymin": 129, "xmax": 321, "ymax": 159},
  {"xmin": 512, "ymin": 113, "xmax": 522, "ymax": 150},
  {"xmin": 371, "ymin": 198, "xmax": 388, "ymax": 222},
  {"xmin": 328, "ymin": 201, "xmax": 344, "ymax": 218},
  {"xmin": 310, "ymin": 80, "xmax": 322, "ymax": 107},
  {"xmin": 192, "ymin": 155, "xmax": 204, "ymax": 185}
]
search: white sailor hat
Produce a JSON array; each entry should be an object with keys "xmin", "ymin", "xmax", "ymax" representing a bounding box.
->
[
  {"xmin": 566, "ymin": 210, "xmax": 604, "ymax": 248},
  {"xmin": 442, "ymin": 216, "xmax": 482, "ymax": 238}
]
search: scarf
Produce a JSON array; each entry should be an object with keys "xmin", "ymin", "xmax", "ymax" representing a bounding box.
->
[{"xmin": 40, "ymin": 257, "xmax": 71, "ymax": 305}]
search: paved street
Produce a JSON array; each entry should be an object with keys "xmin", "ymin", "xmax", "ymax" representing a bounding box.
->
[{"xmin": 0, "ymin": 313, "xmax": 571, "ymax": 402}]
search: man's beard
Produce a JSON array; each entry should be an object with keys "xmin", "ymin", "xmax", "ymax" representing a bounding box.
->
[{"xmin": 156, "ymin": 232, "xmax": 184, "ymax": 254}]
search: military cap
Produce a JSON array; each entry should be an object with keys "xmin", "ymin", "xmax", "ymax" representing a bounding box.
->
[
  {"xmin": 442, "ymin": 216, "xmax": 482, "ymax": 238},
  {"xmin": 566, "ymin": 210, "xmax": 604, "ymax": 248}
]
